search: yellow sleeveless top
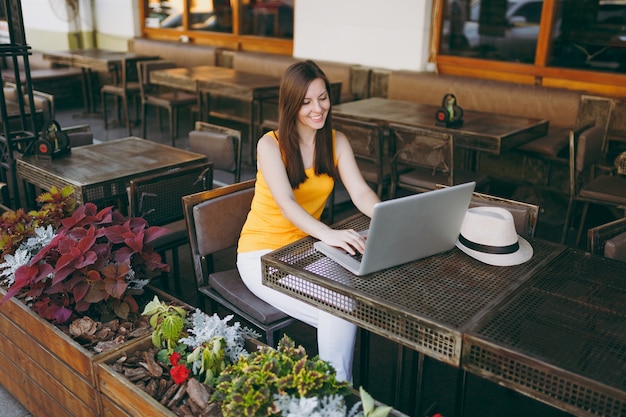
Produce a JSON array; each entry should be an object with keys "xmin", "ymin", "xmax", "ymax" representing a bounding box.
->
[{"xmin": 238, "ymin": 131, "xmax": 336, "ymax": 252}]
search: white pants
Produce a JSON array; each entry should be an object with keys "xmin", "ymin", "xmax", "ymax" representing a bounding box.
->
[{"xmin": 237, "ymin": 249, "xmax": 357, "ymax": 382}]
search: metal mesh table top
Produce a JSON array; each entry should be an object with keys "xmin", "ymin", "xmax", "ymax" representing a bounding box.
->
[
  {"xmin": 466, "ymin": 248, "xmax": 626, "ymax": 394},
  {"xmin": 262, "ymin": 214, "xmax": 564, "ymax": 364}
]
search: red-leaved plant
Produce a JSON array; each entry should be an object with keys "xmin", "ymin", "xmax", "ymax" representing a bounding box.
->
[{"xmin": 2, "ymin": 202, "xmax": 170, "ymax": 324}]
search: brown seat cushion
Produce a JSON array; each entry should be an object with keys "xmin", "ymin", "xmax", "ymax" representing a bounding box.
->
[
  {"xmin": 517, "ymin": 126, "xmax": 571, "ymax": 157},
  {"xmin": 579, "ymin": 175, "xmax": 626, "ymax": 205},
  {"xmin": 207, "ymin": 269, "xmax": 290, "ymax": 324}
]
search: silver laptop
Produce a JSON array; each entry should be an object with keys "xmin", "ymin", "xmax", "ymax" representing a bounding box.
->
[{"xmin": 314, "ymin": 182, "xmax": 476, "ymax": 276}]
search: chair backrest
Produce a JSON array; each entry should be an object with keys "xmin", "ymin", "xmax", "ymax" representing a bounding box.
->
[
  {"xmin": 587, "ymin": 217, "xmax": 626, "ymax": 261},
  {"xmin": 333, "ymin": 116, "xmax": 385, "ymax": 165},
  {"xmin": 121, "ymin": 56, "xmax": 160, "ymax": 89},
  {"xmin": 567, "ymin": 123, "xmax": 604, "ymax": 198},
  {"xmin": 129, "ymin": 162, "xmax": 213, "ymax": 227},
  {"xmin": 189, "ymin": 121, "xmax": 242, "ymax": 185},
  {"xmin": 607, "ymin": 99, "xmax": 626, "ymax": 149},
  {"xmin": 62, "ymin": 124, "xmax": 93, "ymax": 147},
  {"xmin": 329, "ymin": 81, "xmax": 342, "ymax": 105},
  {"xmin": 468, "ymin": 192, "xmax": 539, "ymax": 238},
  {"xmin": 435, "ymin": 184, "xmax": 540, "ymax": 237},
  {"xmin": 183, "ymin": 179, "xmax": 255, "ymax": 287},
  {"xmin": 390, "ymin": 123, "xmax": 454, "ymax": 185},
  {"xmin": 576, "ymin": 95, "xmax": 612, "ymax": 151},
  {"xmin": 137, "ymin": 59, "xmax": 177, "ymax": 98}
]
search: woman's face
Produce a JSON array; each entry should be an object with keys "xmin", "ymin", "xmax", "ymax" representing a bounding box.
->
[{"xmin": 297, "ymin": 78, "xmax": 330, "ymax": 131}]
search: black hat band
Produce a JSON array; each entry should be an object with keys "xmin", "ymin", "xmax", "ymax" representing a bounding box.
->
[{"xmin": 458, "ymin": 234, "xmax": 519, "ymax": 255}]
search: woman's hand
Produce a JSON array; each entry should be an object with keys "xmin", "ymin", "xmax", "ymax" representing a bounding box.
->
[{"xmin": 319, "ymin": 228, "xmax": 367, "ymax": 255}]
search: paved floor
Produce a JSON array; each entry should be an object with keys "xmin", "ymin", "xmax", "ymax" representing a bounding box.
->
[{"xmin": 0, "ymin": 98, "xmax": 594, "ymax": 417}]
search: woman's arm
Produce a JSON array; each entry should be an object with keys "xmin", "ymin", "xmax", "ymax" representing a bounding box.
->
[
  {"xmin": 258, "ymin": 134, "xmax": 368, "ymax": 254},
  {"xmin": 335, "ymin": 130, "xmax": 380, "ymax": 218}
]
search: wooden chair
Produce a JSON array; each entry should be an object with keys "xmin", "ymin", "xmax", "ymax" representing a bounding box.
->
[
  {"xmin": 182, "ymin": 179, "xmax": 295, "ymax": 347},
  {"xmin": 561, "ymin": 124, "xmax": 626, "ymax": 246},
  {"xmin": 333, "ymin": 115, "xmax": 390, "ymax": 199},
  {"xmin": 389, "ymin": 123, "xmax": 489, "ymax": 198},
  {"xmin": 189, "ymin": 121, "xmax": 242, "ymax": 187},
  {"xmin": 137, "ymin": 60, "xmax": 198, "ymax": 146},
  {"xmin": 3, "ymin": 81, "xmax": 55, "ymax": 122},
  {"xmin": 467, "ymin": 191, "xmax": 540, "ymax": 238},
  {"xmin": 587, "ymin": 217, "xmax": 626, "ymax": 262},
  {"xmin": 129, "ymin": 162, "xmax": 213, "ymax": 295},
  {"xmin": 101, "ymin": 56, "xmax": 159, "ymax": 136}
]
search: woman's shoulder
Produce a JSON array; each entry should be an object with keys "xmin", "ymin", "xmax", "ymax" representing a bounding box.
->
[
  {"xmin": 332, "ymin": 128, "xmax": 350, "ymax": 150},
  {"xmin": 258, "ymin": 131, "xmax": 279, "ymax": 146}
]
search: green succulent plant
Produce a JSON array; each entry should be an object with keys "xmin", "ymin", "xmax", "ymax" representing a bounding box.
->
[
  {"xmin": 212, "ymin": 335, "xmax": 351, "ymax": 417},
  {"xmin": 143, "ymin": 296, "xmax": 258, "ymax": 386},
  {"xmin": 142, "ymin": 295, "xmax": 188, "ymax": 352}
]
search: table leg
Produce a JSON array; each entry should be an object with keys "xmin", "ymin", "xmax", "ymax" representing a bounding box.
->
[
  {"xmin": 78, "ymin": 68, "xmax": 101, "ymax": 118},
  {"xmin": 454, "ymin": 369, "xmax": 468, "ymax": 417},
  {"xmin": 199, "ymin": 91, "xmax": 209, "ymax": 122}
]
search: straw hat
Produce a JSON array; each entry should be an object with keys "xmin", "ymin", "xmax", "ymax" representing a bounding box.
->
[{"xmin": 455, "ymin": 206, "xmax": 533, "ymax": 266}]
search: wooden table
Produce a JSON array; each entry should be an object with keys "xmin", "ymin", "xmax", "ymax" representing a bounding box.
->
[
  {"xmin": 261, "ymin": 214, "xmax": 565, "ymax": 416},
  {"xmin": 43, "ymin": 49, "xmax": 159, "ymax": 115},
  {"xmin": 333, "ymin": 97, "xmax": 549, "ymax": 155},
  {"xmin": 150, "ymin": 65, "xmax": 281, "ymax": 161},
  {"xmin": 16, "ymin": 137, "xmax": 207, "ymax": 210}
]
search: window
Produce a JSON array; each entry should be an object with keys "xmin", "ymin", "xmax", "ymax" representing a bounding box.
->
[
  {"xmin": 442, "ymin": 0, "xmax": 544, "ymax": 63},
  {"xmin": 142, "ymin": 0, "xmax": 293, "ymax": 54},
  {"xmin": 440, "ymin": 0, "xmax": 626, "ymax": 74},
  {"xmin": 550, "ymin": 0, "xmax": 626, "ymax": 72}
]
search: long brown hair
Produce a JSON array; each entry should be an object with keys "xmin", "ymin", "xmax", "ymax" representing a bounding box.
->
[{"xmin": 277, "ymin": 60, "xmax": 339, "ymax": 189}]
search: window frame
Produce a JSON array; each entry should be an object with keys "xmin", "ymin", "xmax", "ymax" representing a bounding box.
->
[
  {"xmin": 431, "ymin": 0, "xmax": 626, "ymax": 97},
  {"xmin": 139, "ymin": 0, "xmax": 294, "ymax": 56}
]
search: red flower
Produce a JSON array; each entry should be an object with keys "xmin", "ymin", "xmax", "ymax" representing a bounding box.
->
[
  {"xmin": 170, "ymin": 352, "xmax": 182, "ymax": 366},
  {"xmin": 170, "ymin": 364, "xmax": 190, "ymax": 384}
]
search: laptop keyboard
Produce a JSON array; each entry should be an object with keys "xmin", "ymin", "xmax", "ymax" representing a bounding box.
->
[{"xmin": 349, "ymin": 251, "xmax": 363, "ymax": 261}]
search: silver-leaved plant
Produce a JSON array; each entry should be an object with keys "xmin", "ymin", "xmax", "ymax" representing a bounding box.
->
[
  {"xmin": 0, "ymin": 225, "xmax": 55, "ymax": 286},
  {"xmin": 179, "ymin": 310, "xmax": 260, "ymax": 378}
]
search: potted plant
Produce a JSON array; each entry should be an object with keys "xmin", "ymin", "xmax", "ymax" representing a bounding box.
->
[{"xmin": 0, "ymin": 186, "xmax": 171, "ymax": 417}]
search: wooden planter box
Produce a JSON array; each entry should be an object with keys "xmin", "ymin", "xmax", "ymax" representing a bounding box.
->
[
  {"xmin": 0, "ymin": 286, "xmax": 181, "ymax": 417},
  {"xmin": 97, "ymin": 337, "xmax": 266, "ymax": 417},
  {"xmin": 97, "ymin": 338, "xmax": 409, "ymax": 417}
]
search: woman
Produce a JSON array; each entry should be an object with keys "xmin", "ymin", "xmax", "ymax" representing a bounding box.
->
[{"xmin": 237, "ymin": 60, "xmax": 380, "ymax": 382}]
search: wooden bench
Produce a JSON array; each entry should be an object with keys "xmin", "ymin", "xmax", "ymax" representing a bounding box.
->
[{"xmin": 128, "ymin": 38, "xmax": 219, "ymax": 67}]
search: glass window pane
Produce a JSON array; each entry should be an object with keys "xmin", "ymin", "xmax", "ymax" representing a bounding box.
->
[
  {"xmin": 145, "ymin": 0, "xmax": 185, "ymax": 29},
  {"xmin": 239, "ymin": 0, "xmax": 294, "ymax": 39},
  {"xmin": 442, "ymin": 0, "xmax": 542, "ymax": 64},
  {"xmin": 189, "ymin": 0, "xmax": 233, "ymax": 33},
  {"xmin": 549, "ymin": 0, "xmax": 626, "ymax": 73}
]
